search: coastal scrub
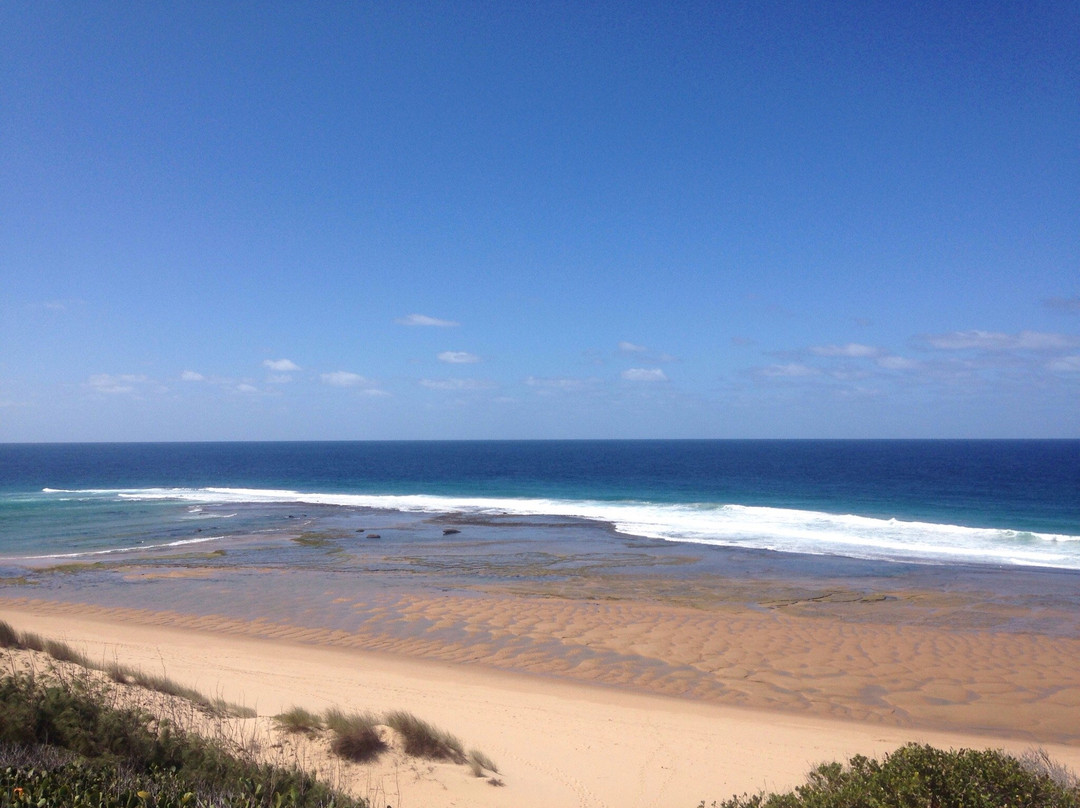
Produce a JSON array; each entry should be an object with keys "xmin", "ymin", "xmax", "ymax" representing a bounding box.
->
[{"xmin": 707, "ymin": 743, "xmax": 1080, "ymax": 808}]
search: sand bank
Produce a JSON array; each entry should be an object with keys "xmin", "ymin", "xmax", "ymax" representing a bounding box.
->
[{"xmin": 3, "ymin": 600, "xmax": 1078, "ymax": 808}]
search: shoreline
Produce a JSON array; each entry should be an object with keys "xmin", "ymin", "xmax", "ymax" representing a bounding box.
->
[
  {"xmin": 4, "ymin": 482, "xmax": 1080, "ymax": 807},
  {"xmin": 4, "ymin": 602, "xmax": 1080, "ymax": 808},
  {"xmin": 4, "ymin": 578, "xmax": 1080, "ymax": 744}
]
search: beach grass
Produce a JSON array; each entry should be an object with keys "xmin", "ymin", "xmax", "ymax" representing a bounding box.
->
[
  {"xmin": 0, "ymin": 619, "xmax": 19, "ymax": 647},
  {"xmin": 0, "ymin": 619, "xmax": 254, "ymax": 718},
  {"xmin": 384, "ymin": 709, "xmax": 465, "ymax": 762},
  {"xmin": 275, "ymin": 705, "xmax": 325, "ymax": 734},
  {"xmin": 323, "ymin": 709, "xmax": 387, "ymax": 763},
  {"xmin": 43, "ymin": 637, "xmax": 94, "ymax": 667},
  {"xmin": 467, "ymin": 747, "xmax": 500, "ymax": 778}
]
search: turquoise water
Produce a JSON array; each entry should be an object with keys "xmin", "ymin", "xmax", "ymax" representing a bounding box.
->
[{"xmin": 1, "ymin": 440, "xmax": 1077, "ymax": 569}]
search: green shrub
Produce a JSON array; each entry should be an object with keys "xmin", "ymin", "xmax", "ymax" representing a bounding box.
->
[
  {"xmin": 709, "ymin": 743, "xmax": 1080, "ymax": 808},
  {"xmin": 0, "ymin": 671, "xmax": 365, "ymax": 807}
]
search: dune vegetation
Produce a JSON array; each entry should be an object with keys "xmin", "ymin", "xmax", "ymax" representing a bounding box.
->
[
  {"xmin": 0, "ymin": 667, "xmax": 360, "ymax": 807},
  {"xmin": 0, "ymin": 619, "xmax": 504, "ymax": 805},
  {"xmin": 704, "ymin": 743, "xmax": 1080, "ymax": 808},
  {"xmin": 4, "ymin": 619, "xmax": 1078, "ymax": 807}
]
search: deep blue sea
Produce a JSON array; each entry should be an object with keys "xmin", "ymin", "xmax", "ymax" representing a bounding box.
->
[{"xmin": 1, "ymin": 440, "xmax": 1078, "ymax": 570}]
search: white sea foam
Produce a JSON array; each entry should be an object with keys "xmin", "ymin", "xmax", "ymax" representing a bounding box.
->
[
  {"xmin": 6, "ymin": 535, "xmax": 224, "ymax": 562},
  {"xmin": 79, "ymin": 486, "xmax": 1080, "ymax": 570}
]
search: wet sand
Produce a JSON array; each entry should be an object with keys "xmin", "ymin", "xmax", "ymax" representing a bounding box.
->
[
  {"xmin": 3, "ymin": 601, "xmax": 1080, "ymax": 808},
  {"xmin": 3, "ymin": 511, "xmax": 1079, "ymax": 806},
  {"xmin": 4, "ymin": 578, "xmax": 1080, "ymax": 745}
]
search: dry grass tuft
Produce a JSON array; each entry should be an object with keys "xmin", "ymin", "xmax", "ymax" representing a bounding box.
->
[
  {"xmin": 384, "ymin": 710, "xmax": 465, "ymax": 762},
  {"xmin": 1020, "ymin": 746, "xmax": 1080, "ymax": 790},
  {"xmin": 324, "ymin": 709, "xmax": 387, "ymax": 763},
  {"xmin": 0, "ymin": 619, "xmax": 252, "ymax": 718},
  {"xmin": 43, "ymin": 639, "xmax": 92, "ymax": 668},
  {"xmin": 468, "ymin": 748, "xmax": 500, "ymax": 775},
  {"xmin": 17, "ymin": 631, "xmax": 47, "ymax": 653},
  {"xmin": 275, "ymin": 705, "xmax": 324, "ymax": 734},
  {"xmin": 0, "ymin": 621, "xmax": 19, "ymax": 648}
]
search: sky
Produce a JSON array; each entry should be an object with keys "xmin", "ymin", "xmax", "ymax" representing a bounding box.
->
[{"xmin": 1, "ymin": 2, "xmax": 1078, "ymax": 441}]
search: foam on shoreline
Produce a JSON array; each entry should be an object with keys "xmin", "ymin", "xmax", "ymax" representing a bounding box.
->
[{"xmin": 23, "ymin": 485, "xmax": 1080, "ymax": 569}]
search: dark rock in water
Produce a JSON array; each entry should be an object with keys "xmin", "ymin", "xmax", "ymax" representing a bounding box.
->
[
  {"xmin": 442, "ymin": 528, "xmax": 461, "ymax": 535},
  {"xmin": 366, "ymin": 533, "xmax": 381, "ymax": 539}
]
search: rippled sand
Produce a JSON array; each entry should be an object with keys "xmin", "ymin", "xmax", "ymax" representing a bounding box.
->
[
  {"xmin": 4, "ymin": 510, "xmax": 1080, "ymax": 747},
  {"xmin": 4, "ymin": 573, "xmax": 1079, "ymax": 745}
]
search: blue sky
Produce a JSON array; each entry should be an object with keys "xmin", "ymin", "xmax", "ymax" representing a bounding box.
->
[{"xmin": 1, "ymin": 2, "xmax": 1077, "ymax": 440}]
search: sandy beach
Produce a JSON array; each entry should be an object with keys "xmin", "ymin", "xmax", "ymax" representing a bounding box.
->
[{"xmin": 3, "ymin": 592, "xmax": 1079, "ymax": 808}]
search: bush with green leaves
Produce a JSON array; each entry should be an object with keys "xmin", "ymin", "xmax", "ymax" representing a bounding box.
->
[
  {"xmin": 707, "ymin": 743, "xmax": 1080, "ymax": 808},
  {"xmin": 0, "ymin": 671, "xmax": 364, "ymax": 808}
]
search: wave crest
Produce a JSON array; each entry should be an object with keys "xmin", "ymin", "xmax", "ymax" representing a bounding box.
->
[{"xmin": 45, "ymin": 486, "xmax": 1080, "ymax": 570}]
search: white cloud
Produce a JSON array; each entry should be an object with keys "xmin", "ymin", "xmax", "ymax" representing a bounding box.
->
[
  {"xmin": 759, "ymin": 363, "xmax": 820, "ymax": 378},
  {"xmin": 87, "ymin": 374, "xmax": 149, "ymax": 394},
  {"xmin": 420, "ymin": 378, "xmax": 493, "ymax": 390},
  {"xmin": 810, "ymin": 343, "xmax": 880, "ymax": 358},
  {"xmin": 526, "ymin": 376, "xmax": 595, "ymax": 391},
  {"xmin": 321, "ymin": 371, "xmax": 374, "ymax": 387},
  {"xmin": 438, "ymin": 351, "xmax": 480, "ymax": 364},
  {"xmin": 263, "ymin": 358, "xmax": 301, "ymax": 372},
  {"xmin": 876, "ymin": 355, "xmax": 921, "ymax": 370},
  {"xmin": 1048, "ymin": 355, "xmax": 1080, "ymax": 372},
  {"xmin": 923, "ymin": 331, "xmax": 1077, "ymax": 351},
  {"xmin": 617, "ymin": 341, "xmax": 676, "ymax": 362},
  {"xmin": 234, "ymin": 383, "xmax": 260, "ymax": 394},
  {"xmin": 1013, "ymin": 332, "xmax": 1078, "ymax": 350},
  {"xmin": 27, "ymin": 299, "xmax": 84, "ymax": 313},
  {"xmin": 828, "ymin": 368, "xmax": 871, "ymax": 381},
  {"xmin": 621, "ymin": 368, "xmax": 668, "ymax": 382},
  {"xmin": 396, "ymin": 313, "xmax": 460, "ymax": 327},
  {"xmin": 180, "ymin": 371, "xmax": 205, "ymax": 382}
]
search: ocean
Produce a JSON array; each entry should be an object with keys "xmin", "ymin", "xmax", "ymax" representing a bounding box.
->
[{"xmin": 1, "ymin": 440, "xmax": 1077, "ymax": 571}]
